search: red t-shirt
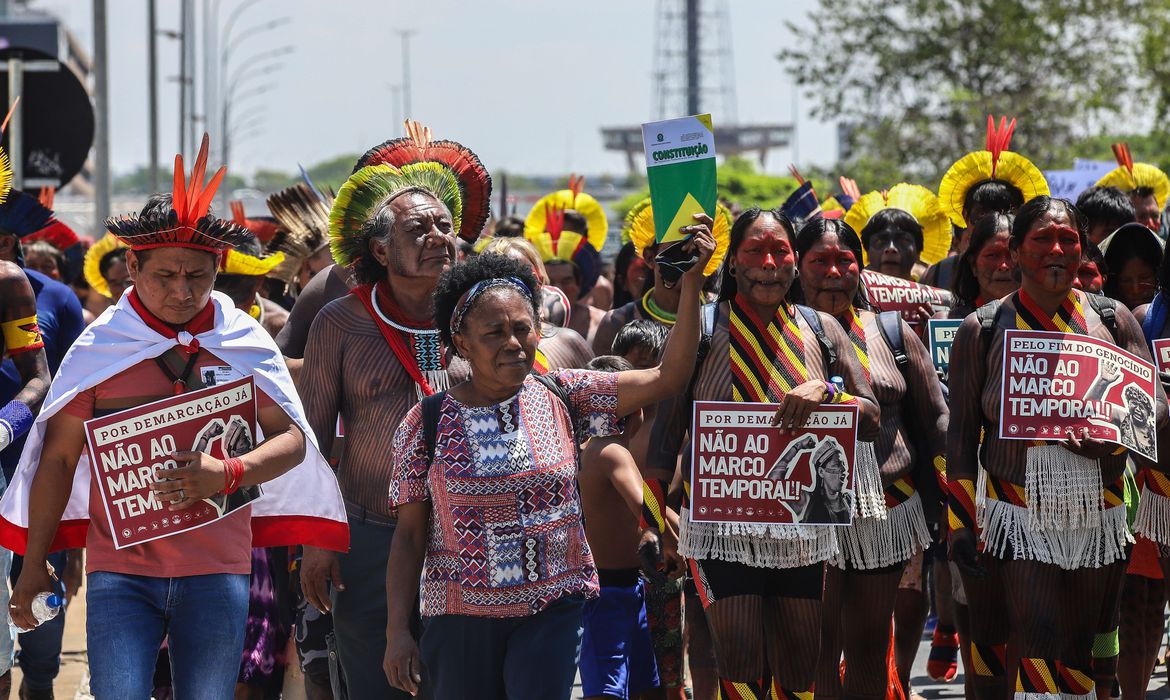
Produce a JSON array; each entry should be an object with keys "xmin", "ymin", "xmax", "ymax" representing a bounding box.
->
[{"xmin": 62, "ymin": 350, "xmax": 274, "ymax": 577}]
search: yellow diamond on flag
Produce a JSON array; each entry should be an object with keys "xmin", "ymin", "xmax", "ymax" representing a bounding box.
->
[{"xmin": 662, "ymin": 192, "xmax": 705, "ymax": 243}]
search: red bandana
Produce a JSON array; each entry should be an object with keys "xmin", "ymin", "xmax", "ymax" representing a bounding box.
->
[{"xmin": 127, "ymin": 288, "xmax": 215, "ymax": 355}]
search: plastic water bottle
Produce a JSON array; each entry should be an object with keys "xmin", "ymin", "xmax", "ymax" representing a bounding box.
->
[
  {"xmin": 8, "ymin": 592, "xmax": 63, "ymax": 632},
  {"xmin": 30, "ymin": 592, "xmax": 63, "ymax": 625}
]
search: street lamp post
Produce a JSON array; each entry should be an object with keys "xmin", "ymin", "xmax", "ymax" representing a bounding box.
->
[{"xmin": 221, "ymin": 83, "xmax": 274, "ymax": 168}]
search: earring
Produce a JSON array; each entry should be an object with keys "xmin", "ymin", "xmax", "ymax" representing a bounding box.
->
[{"xmin": 793, "ymin": 268, "xmax": 800, "ymax": 278}]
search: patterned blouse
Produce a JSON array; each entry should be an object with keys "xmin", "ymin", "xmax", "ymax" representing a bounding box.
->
[{"xmin": 390, "ymin": 370, "xmax": 623, "ymax": 618}]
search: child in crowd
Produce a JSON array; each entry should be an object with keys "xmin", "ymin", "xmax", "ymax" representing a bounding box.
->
[{"xmin": 578, "ymin": 355, "xmax": 662, "ymax": 700}]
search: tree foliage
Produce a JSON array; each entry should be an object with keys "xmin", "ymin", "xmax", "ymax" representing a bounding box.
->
[{"xmin": 780, "ymin": 0, "xmax": 1141, "ymax": 186}]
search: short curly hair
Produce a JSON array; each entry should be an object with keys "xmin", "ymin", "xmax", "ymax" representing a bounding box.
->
[{"xmin": 434, "ymin": 253, "xmax": 542, "ymax": 346}]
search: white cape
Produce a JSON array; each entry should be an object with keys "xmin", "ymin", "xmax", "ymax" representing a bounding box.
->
[{"xmin": 0, "ymin": 290, "xmax": 348, "ymax": 553}]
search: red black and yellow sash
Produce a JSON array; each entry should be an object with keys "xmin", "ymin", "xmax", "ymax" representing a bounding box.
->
[
  {"xmin": 1013, "ymin": 289, "xmax": 1087, "ymax": 334},
  {"xmin": 843, "ymin": 309, "xmax": 871, "ymax": 382},
  {"xmin": 729, "ymin": 294, "xmax": 809, "ymax": 402}
]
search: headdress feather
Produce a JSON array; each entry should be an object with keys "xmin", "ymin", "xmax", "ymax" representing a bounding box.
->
[
  {"xmin": 1095, "ymin": 143, "xmax": 1170, "ymax": 210},
  {"xmin": 353, "ymin": 120, "xmax": 491, "ymax": 242},
  {"xmin": 621, "ymin": 197, "xmax": 732, "ymax": 277},
  {"xmin": 938, "ymin": 115, "xmax": 1049, "ymax": 228},
  {"xmin": 106, "ymin": 133, "xmax": 251, "ymax": 252}
]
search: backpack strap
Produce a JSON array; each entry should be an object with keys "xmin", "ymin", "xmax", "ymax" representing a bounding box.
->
[
  {"xmin": 874, "ymin": 310, "xmax": 909, "ymax": 371},
  {"xmin": 976, "ymin": 300, "xmax": 1004, "ymax": 358},
  {"xmin": 1085, "ymin": 292, "xmax": 1118, "ymax": 338},
  {"xmin": 421, "ymin": 391, "xmax": 447, "ymax": 467},
  {"xmin": 795, "ymin": 304, "xmax": 838, "ymax": 368}
]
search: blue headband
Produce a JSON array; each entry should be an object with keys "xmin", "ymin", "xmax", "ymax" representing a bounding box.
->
[{"xmin": 449, "ymin": 276, "xmax": 533, "ymax": 335}]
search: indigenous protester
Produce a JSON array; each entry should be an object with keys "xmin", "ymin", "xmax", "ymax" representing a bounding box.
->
[
  {"xmin": 948, "ymin": 195, "xmax": 1167, "ymax": 700},
  {"xmin": 266, "ymin": 183, "xmax": 335, "ymax": 302},
  {"xmin": 612, "ymin": 319, "xmax": 669, "ymax": 371},
  {"xmin": 213, "ymin": 229, "xmax": 289, "ymax": 337},
  {"xmin": 1094, "ymin": 144, "xmax": 1169, "ymax": 233},
  {"xmin": 791, "ymin": 217, "xmax": 944, "ymax": 700},
  {"xmin": 578, "ymin": 354, "xmax": 662, "ymax": 700},
  {"xmin": 1099, "ymin": 222, "xmax": 1163, "ymax": 311},
  {"xmin": 0, "ymin": 185, "xmax": 86, "ymax": 700},
  {"xmin": 83, "ymin": 233, "xmax": 131, "ymax": 306},
  {"xmin": 598, "ymin": 198, "xmax": 732, "ymax": 699},
  {"xmin": 299, "ymin": 121, "xmax": 491, "ymax": 699},
  {"xmin": 593, "ymin": 198, "xmax": 729, "ymax": 355},
  {"xmin": 924, "ymin": 116, "xmax": 1047, "ymax": 292},
  {"xmin": 0, "ymin": 135, "xmax": 348, "ymax": 698},
  {"xmin": 21, "ymin": 241, "xmax": 64, "ymax": 283},
  {"xmin": 1076, "ymin": 242, "xmax": 1107, "ymax": 294},
  {"xmin": 646, "ymin": 206, "xmax": 879, "ymax": 700},
  {"xmin": 951, "ymin": 212, "xmax": 1018, "ymax": 317},
  {"xmin": 1076, "ymin": 186, "xmax": 1137, "ymax": 245},
  {"xmin": 525, "ymin": 175, "xmax": 610, "ymax": 344},
  {"xmin": 0, "ymin": 256, "xmax": 50, "ymax": 699},
  {"xmin": 477, "ymin": 237, "xmax": 595, "ymax": 370},
  {"xmin": 384, "ymin": 220, "xmax": 714, "ymax": 699},
  {"xmin": 844, "ymin": 183, "xmax": 952, "ymax": 282},
  {"xmin": 612, "ymin": 241, "xmax": 649, "ymax": 309}
]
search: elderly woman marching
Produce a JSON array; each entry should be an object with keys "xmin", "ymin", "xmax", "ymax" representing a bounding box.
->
[
  {"xmin": 787, "ymin": 217, "xmax": 946, "ymax": 700},
  {"xmin": 948, "ymin": 195, "xmax": 1168, "ymax": 700},
  {"xmin": 383, "ymin": 217, "xmax": 716, "ymax": 700},
  {"xmin": 646, "ymin": 206, "xmax": 880, "ymax": 700}
]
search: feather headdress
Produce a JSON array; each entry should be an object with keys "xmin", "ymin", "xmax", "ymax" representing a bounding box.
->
[
  {"xmin": 266, "ymin": 183, "xmax": 333, "ymax": 287},
  {"xmin": 229, "ymin": 200, "xmax": 279, "ymax": 245},
  {"xmin": 83, "ymin": 233, "xmax": 128, "ymax": 298},
  {"xmin": 621, "ymin": 197, "xmax": 732, "ymax": 277},
  {"xmin": 352, "ymin": 120, "xmax": 491, "ymax": 242},
  {"xmin": 106, "ymin": 134, "xmax": 251, "ymax": 252},
  {"xmin": 938, "ymin": 115, "xmax": 1049, "ymax": 228},
  {"xmin": 1095, "ymin": 143, "xmax": 1170, "ymax": 211},
  {"xmin": 844, "ymin": 183, "xmax": 953, "ymax": 265},
  {"xmin": 523, "ymin": 175, "xmax": 611, "ymax": 297}
]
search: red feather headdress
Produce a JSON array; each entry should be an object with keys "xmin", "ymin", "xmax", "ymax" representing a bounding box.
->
[
  {"xmin": 106, "ymin": 134, "xmax": 251, "ymax": 252},
  {"xmin": 354, "ymin": 120, "xmax": 492, "ymax": 242}
]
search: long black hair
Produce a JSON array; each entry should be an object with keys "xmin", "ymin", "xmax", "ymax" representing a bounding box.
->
[
  {"xmin": 789, "ymin": 217, "xmax": 869, "ymax": 309},
  {"xmin": 717, "ymin": 206, "xmax": 794, "ymax": 303},
  {"xmin": 952, "ymin": 212, "xmax": 1015, "ymax": 310},
  {"xmin": 1009, "ymin": 196, "xmax": 1087, "ymax": 249}
]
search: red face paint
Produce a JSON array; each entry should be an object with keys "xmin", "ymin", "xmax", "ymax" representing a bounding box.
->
[
  {"xmin": 799, "ymin": 234, "xmax": 860, "ymax": 316},
  {"xmin": 1016, "ymin": 221, "xmax": 1081, "ymax": 293},
  {"xmin": 735, "ymin": 232, "xmax": 795, "ymax": 270},
  {"xmin": 1074, "ymin": 261, "xmax": 1104, "ymax": 293}
]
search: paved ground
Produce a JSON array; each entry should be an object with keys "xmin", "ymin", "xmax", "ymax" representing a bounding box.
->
[{"xmin": 22, "ymin": 598, "xmax": 1170, "ymax": 698}]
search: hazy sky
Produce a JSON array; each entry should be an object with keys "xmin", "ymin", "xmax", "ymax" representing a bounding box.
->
[{"xmin": 30, "ymin": 0, "xmax": 836, "ymax": 178}]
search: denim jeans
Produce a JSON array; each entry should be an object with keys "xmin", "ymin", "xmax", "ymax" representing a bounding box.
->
[
  {"xmin": 86, "ymin": 571, "xmax": 249, "ymax": 700},
  {"xmin": 11, "ymin": 550, "xmax": 67, "ymax": 690}
]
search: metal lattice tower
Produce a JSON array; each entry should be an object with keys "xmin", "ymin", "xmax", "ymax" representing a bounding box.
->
[{"xmin": 651, "ymin": 0, "xmax": 738, "ymax": 123}]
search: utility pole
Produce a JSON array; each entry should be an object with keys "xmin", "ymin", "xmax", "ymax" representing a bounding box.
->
[
  {"xmin": 388, "ymin": 83, "xmax": 401, "ymax": 133},
  {"xmin": 93, "ymin": 0, "xmax": 110, "ymax": 230},
  {"xmin": 178, "ymin": 0, "xmax": 188, "ymax": 154},
  {"xmin": 185, "ymin": 0, "xmax": 197, "ymax": 153},
  {"xmin": 685, "ymin": 0, "xmax": 699, "ymax": 115},
  {"xmin": 147, "ymin": 0, "xmax": 159, "ymax": 193},
  {"xmin": 396, "ymin": 29, "xmax": 415, "ymax": 120}
]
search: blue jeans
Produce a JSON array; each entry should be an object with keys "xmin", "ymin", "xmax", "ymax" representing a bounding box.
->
[{"xmin": 86, "ymin": 571, "xmax": 249, "ymax": 700}]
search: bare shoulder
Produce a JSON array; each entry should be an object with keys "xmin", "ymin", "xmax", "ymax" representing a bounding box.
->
[{"xmin": 581, "ymin": 437, "xmax": 633, "ymax": 474}]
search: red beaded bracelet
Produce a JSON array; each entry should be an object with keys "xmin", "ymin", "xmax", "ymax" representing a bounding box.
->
[{"xmin": 222, "ymin": 457, "xmax": 244, "ymax": 495}]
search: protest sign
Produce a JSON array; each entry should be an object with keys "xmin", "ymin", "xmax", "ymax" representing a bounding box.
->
[
  {"xmin": 1153, "ymin": 338, "xmax": 1170, "ymax": 375},
  {"xmin": 690, "ymin": 401, "xmax": 859, "ymax": 526},
  {"xmin": 861, "ymin": 270, "xmax": 953, "ymax": 323},
  {"xmin": 84, "ymin": 375, "xmax": 261, "ymax": 549},
  {"xmin": 641, "ymin": 114, "xmax": 716, "ymax": 245},
  {"xmin": 927, "ymin": 319, "xmax": 963, "ymax": 373},
  {"xmin": 999, "ymin": 330, "xmax": 1157, "ymax": 461}
]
